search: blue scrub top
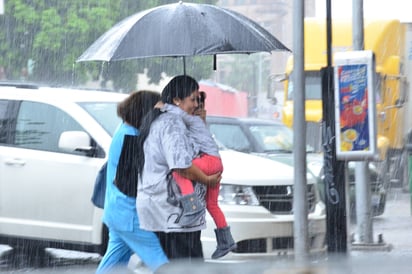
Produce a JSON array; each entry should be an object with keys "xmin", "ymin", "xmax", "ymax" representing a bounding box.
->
[{"xmin": 103, "ymin": 122, "xmax": 139, "ymax": 232}]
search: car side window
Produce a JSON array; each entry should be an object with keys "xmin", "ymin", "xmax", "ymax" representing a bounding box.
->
[
  {"xmin": 209, "ymin": 123, "xmax": 251, "ymax": 152},
  {"xmin": 0, "ymin": 100, "xmax": 13, "ymax": 144},
  {"xmin": 14, "ymin": 101, "xmax": 83, "ymax": 153}
]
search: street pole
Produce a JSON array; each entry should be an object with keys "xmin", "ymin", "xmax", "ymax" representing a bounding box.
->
[
  {"xmin": 352, "ymin": 0, "xmax": 374, "ymax": 244},
  {"xmin": 292, "ymin": 0, "xmax": 309, "ymax": 262},
  {"xmin": 322, "ymin": 0, "xmax": 348, "ymax": 253}
]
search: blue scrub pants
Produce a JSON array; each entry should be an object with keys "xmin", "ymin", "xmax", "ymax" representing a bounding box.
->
[{"xmin": 96, "ymin": 228, "xmax": 168, "ymax": 273}]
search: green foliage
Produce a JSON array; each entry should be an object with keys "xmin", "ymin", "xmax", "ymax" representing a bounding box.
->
[{"xmin": 0, "ymin": 0, "xmax": 217, "ymax": 90}]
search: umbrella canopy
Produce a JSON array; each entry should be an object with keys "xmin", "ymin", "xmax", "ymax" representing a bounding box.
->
[{"xmin": 77, "ymin": 2, "xmax": 290, "ymax": 63}]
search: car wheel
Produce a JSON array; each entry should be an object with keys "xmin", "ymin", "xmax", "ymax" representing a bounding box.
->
[
  {"xmin": 387, "ymin": 149, "xmax": 406, "ymax": 189},
  {"xmin": 373, "ymin": 194, "xmax": 386, "ymax": 217},
  {"xmin": 377, "ymin": 158, "xmax": 391, "ymax": 191},
  {"xmin": 400, "ymin": 148, "xmax": 410, "ymax": 193},
  {"xmin": 2, "ymin": 244, "xmax": 51, "ymax": 268},
  {"xmin": 98, "ymin": 224, "xmax": 109, "ymax": 256}
]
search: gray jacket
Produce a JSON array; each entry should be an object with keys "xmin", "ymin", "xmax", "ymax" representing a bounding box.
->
[
  {"xmin": 163, "ymin": 103, "xmax": 220, "ymax": 157},
  {"xmin": 136, "ymin": 110, "xmax": 206, "ymax": 232}
]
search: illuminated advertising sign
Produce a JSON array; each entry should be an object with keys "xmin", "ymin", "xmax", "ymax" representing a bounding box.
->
[{"xmin": 334, "ymin": 50, "xmax": 377, "ymax": 160}]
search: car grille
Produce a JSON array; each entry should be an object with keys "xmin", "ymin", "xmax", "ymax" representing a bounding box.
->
[{"xmin": 252, "ymin": 184, "xmax": 317, "ymax": 214}]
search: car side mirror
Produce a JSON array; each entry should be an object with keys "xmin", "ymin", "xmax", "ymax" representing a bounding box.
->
[
  {"xmin": 267, "ymin": 73, "xmax": 287, "ymax": 100},
  {"xmin": 58, "ymin": 131, "xmax": 95, "ymax": 156}
]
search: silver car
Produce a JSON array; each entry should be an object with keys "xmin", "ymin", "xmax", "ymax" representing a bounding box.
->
[{"xmin": 206, "ymin": 116, "xmax": 387, "ymax": 218}]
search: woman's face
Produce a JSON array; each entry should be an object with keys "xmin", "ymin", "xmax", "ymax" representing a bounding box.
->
[{"xmin": 175, "ymin": 90, "xmax": 199, "ymax": 114}]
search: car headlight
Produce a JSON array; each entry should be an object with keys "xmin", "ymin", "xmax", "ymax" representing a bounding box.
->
[
  {"xmin": 307, "ymin": 160, "xmax": 323, "ymax": 177},
  {"xmin": 218, "ymin": 184, "xmax": 260, "ymax": 206}
]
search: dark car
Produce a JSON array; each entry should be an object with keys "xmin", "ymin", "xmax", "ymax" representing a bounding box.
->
[{"xmin": 206, "ymin": 116, "xmax": 386, "ymax": 217}]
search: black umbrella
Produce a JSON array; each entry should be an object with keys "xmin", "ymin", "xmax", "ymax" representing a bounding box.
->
[{"xmin": 77, "ymin": 2, "xmax": 290, "ymax": 72}]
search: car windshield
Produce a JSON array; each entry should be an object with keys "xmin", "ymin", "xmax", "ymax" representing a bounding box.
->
[
  {"xmin": 248, "ymin": 124, "xmax": 293, "ymax": 152},
  {"xmin": 248, "ymin": 124, "xmax": 314, "ymax": 153},
  {"xmin": 287, "ymin": 71, "xmax": 322, "ymax": 100},
  {"xmin": 79, "ymin": 102, "xmax": 121, "ymax": 137}
]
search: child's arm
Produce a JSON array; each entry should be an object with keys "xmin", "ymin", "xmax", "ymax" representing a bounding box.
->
[{"xmin": 163, "ymin": 103, "xmax": 201, "ymax": 129}]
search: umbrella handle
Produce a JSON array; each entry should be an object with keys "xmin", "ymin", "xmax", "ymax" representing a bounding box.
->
[{"xmin": 183, "ymin": 56, "xmax": 186, "ymax": 75}]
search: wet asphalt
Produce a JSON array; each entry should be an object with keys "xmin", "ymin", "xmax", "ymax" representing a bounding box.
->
[{"xmin": 1, "ymin": 186, "xmax": 411, "ymax": 273}]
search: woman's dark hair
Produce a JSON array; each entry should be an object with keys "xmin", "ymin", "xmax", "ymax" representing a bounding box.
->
[
  {"xmin": 117, "ymin": 90, "xmax": 160, "ymax": 129},
  {"xmin": 115, "ymin": 90, "xmax": 160, "ymax": 197},
  {"xmin": 161, "ymin": 75, "xmax": 199, "ymax": 104},
  {"xmin": 137, "ymin": 75, "xmax": 199, "ymax": 174}
]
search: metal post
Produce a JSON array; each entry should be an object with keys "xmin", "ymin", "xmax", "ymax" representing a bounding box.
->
[
  {"xmin": 354, "ymin": 162, "xmax": 373, "ymax": 243},
  {"xmin": 352, "ymin": 0, "xmax": 374, "ymax": 245},
  {"xmin": 322, "ymin": 67, "xmax": 348, "ymax": 253},
  {"xmin": 292, "ymin": 0, "xmax": 309, "ymax": 262},
  {"xmin": 322, "ymin": 0, "xmax": 348, "ymax": 253},
  {"xmin": 410, "ymin": 151, "xmax": 412, "ymax": 215},
  {"xmin": 407, "ymin": 132, "xmax": 412, "ymax": 215}
]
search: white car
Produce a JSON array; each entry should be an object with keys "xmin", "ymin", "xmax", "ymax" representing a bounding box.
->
[
  {"xmin": 0, "ymin": 84, "xmax": 326, "ymax": 260},
  {"xmin": 203, "ymin": 148, "xmax": 326, "ymax": 259}
]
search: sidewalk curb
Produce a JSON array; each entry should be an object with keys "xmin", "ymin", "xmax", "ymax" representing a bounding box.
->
[{"xmin": 350, "ymin": 242, "xmax": 393, "ymax": 252}]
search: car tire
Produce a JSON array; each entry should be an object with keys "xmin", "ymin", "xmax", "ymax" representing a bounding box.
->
[
  {"xmin": 377, "ymin": 158, "xmax": 391, "ymax": 191},
  {"xmin": 2, "ymin": 244, "xmax": 51, "ymax": 268},
  {"xmin": 400, "ymin": 148, "xmax": 410, "ymax": 193},
  {"xmin": 387, "ymin": 149, "xmax": 406, "ymax": 189},
  {"xmin": 374, "ymin": 194, "xmax": 386, "ymax": 217},
  {"xmin": 98, "ymin": 224, "xmax": 109, "ymax": 256}
]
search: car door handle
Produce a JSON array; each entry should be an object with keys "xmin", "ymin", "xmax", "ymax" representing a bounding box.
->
[{"xmin": 4, "ymin": 158, "xmax": 26, "ymax": 166}]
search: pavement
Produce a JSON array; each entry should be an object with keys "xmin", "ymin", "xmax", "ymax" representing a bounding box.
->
[
  {"xmin": 146, "ymin": 188, "xmax": 412, "ymax": 274},
  {"xmin": 339, "ymin": 187, "xmax": 412, "ymax": 274},
  {"xmin": 257, "ymin": 187, "xmax": 412, "ymax": 274},
  {"xmin": 351, "ymin": 187, "xmax": 412, "ymax": 253},
  {"xmin": 1, "ymin": 187, "xmax": 411, "ymax": 273}
]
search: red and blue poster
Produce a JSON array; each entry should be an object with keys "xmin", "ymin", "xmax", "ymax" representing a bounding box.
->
[
  {"xmin": 337, "ymin": 64, "xmax": 369, "ymax": 152},
  {"xmin": 334, "ymin": 50, "xmax": 377, "ymax": 160}
]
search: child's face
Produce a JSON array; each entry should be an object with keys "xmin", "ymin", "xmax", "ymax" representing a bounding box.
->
[{"xmin": 176, "ymin": 90, "xmax": 199, "ymax": 115}]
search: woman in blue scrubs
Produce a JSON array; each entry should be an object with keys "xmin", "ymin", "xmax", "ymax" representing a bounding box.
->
[{"xmin": 96, "ymin": 90, "xmax": 168, "ymax": 273}]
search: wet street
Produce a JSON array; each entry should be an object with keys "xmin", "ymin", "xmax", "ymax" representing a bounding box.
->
[
  {"xmin": 1, "ymin": 186, "xmax": 411, "ymax": 273},
  {"xmin": 358, "ymin": 187, "xmax": 412, "ymax": 254}
]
